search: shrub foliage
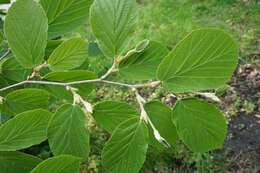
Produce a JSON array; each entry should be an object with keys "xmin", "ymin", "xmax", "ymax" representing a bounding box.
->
[{"xmin": 0, "ymin": 0, "xmax": 238, "ymax": 172}]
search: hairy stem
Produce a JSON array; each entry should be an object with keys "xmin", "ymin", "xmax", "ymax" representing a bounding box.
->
[
  {"xmin": 135, "ymin": 90, "xmax": 170, "ymax": 148},
  {"xmin": 0, "ymin": 79, "xmax": 161, "ymax": 92},
  {"xmin": 27, "ymin": 62, "xmax": 49, "ymax": 80},
  {"xmin": 67, "ymin": 86, "xmax": 93, "ymax": 113},
  {"xmin": 0, "ymin": 96, "xmax": 3, "ymax": 104},
  {"xmin": 100, "ymin": 62, "xmax": 117, "ymax": 80}
]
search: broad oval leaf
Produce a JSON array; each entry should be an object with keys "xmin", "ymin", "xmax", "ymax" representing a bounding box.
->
[
  {"xmin": 43, "ymin": 70, "xmax": 96, "ymax": 102},
  {"xmin": 0, "ymin": 151, "xmax": 42, "ymax": 173},
  {"xmin": 45, "ymin": 40, "xmax": 63, "ymax": 59},
  {"xmin": 4, "ymin": 0, "xmax": 48, "ymax": 68},
  {"xmin": 48, "ymin": 38, "xmax": 89, "ymax": 71},
  {"xmin": 47, "ymin": 104, "xmax": 89, "ymax": 159},
  {"xmin": 31, "ymin": 155, "xmax": 81, "ymax": 173},
  {"xmin": 1, "ymin": 57, "xmax": 33, "ymax": 82},
  {"xmin": 90, "ymin": 0, "xmax": 137, "ymax": 58},
  {"xmin": 157, "ymin": 28, "xmax": 239, "ymax": 93},
  {"xmin": 40, "ymin": 0, "xmax": 94, "ymax": 39},
  {"xmin": 93, "ymin": 101, "xmax": 139, "ymax": 133},
  {"xmin": 0, "ymin": 109, "xmax": 51, "ymax": 151},
  {"xmin": 1, "ymin": 88, "xmax": 50, "ymax": 115},
  {"xmin": 119, "ymin": 41, "xmax": 169, "ymax": 80},
  {"xmin": 172, "ymin": 98, "xmax": 227, "ymax": 152},
  {"xmin": 144, "ymin": 101, "xmax": 178, "ymax": 148},
  {"xmin": 102, "ymin": 118, "xmax": 148, "ymax": 173}
]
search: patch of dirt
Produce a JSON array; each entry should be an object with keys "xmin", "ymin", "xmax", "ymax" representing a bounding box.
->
[{"xmin": 221, "ymin": 61, "xmax": 260, "ymax": 173}]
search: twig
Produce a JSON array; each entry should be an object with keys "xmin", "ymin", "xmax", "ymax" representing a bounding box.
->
[
  {"xmin": 66, "ymin": 86, "xmax": 93, "ymax": 113},
  {"xmin": 0, "ymin": 96, "xmax": 3, "ymax": 104},
  {"xmin": 66, "ymin": 86, "xmax": 79, "ymax": 105},
  {"xmin": 27, "ymin": 62, "xmax": 49, "ymax": 80},
  {"xmin": 100, "ymin": 49, "xmax": 139, "ymax": 80},
  {"xmin": 100, "ymin": 54, "xmax": 125, "ymax": 80},
  {"xmin": 194, "ymin": 92, "xmax": 221, "ymax": 102},
  {"xmin": 134, "ymin": 89, "xmax": 147, "ymax": 122},
  {"xmin": 0, "ymin": 79, "xmax": 161, "ymax": 92},
  {"xmin": 134, "ymin": 90, "xmax": 170, "ymax": 148},
  {"xmin": 123, "ymin": 49, "xmax": 136, "ymax": 58},
  {"xmin": 0, "ymin": 49, "xmax": 11, "ymax": 61},
  {"xmin": 100, "ymin": 62, "xmax": 117, "ymax": 80}
]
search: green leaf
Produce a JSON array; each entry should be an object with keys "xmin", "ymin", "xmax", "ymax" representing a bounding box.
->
[
  {"xmin": 43, "ymin": 70, "xmax": 96, "ymax": 102},
  {"xmin": 0, "ymin": 42, "xmax": 9, "ymax": 60},
  {"xmin": 48, "ymin": 38, "xmax": 89, "ymax": 71},
  {"xmin": 40, "ymin": 0, "xmax": 94, "ymax": 39},
  {"xmin": 157, "ymin": 28, "xmax": 239, "ymax": 93},
  {"xmin": 45, "ymin": 40, "xmax": 63, "ymax": 59},
  {"xmin": 90, "ymin": 0, "xmax": 137, "ymax": 58},
  {"xmin": 0, "ymin": 0, "xmax": 10, "ymax": 4},
  {"xmin": 31, "ymin": 155, "xmax": 81, "ymax": 173},
  {"xmin": 0, "ymin": 30, "xmax": 4, "ymax": 42},
  {"xmin": 0, "ymin": 113, "xmax": 11, "ymax": 125},
  {"xmin": 93, "ymin": 101, "xmax": 139, "ymax": 133},
  {"xmin": 119, "ymin": 41, "xmax": 169, "ymax": 80},
  {"xmin": 47, "ymin": 104, "xmax": 89, "ymax": 159},
  {"xmin": 0, "ymin": 103, "xmax": 14, "ymax": 117},
  {"xmin": 1, "ymin": 89, "xmax": 50, "ymax": 116},
  {"xmin": 73, "ymin": 58, "xmax": 89, "ymax": 70},
  {"xmin": 88, "ymin": 42, "xmax": 103, "ymax": 58},
  {"xmin": 0, "ymin": 109, "xmax": 51, "ymax": 151},
  {"xmin": 144, "ymin": 101, "xmax": 178, "ymax": 147},
  {"xmin": 0, "ymin": 10, "xmax": 5, "ymax": 17},
  {"xmin": 4, "ymin": 0, "xmax": 48, "ymax": 68},
  {"xmin": 0, "ymin": 151, "xmax": 42, "ymax": 173},
  {"xmin": 102, "ymin": 118, "xmax": 148, "ymax": 173},
  {"xmin": 172, "ymin": 98, "xmax": 227, "ymax": 152},
  {"xmin": 1, "ymin": 57, "xmax": 33, "ymax": 82},
  {"xmin": 0, "ymin": 75, "xmax": 10, "ymax": 96},
  {"xmin": 215, "ymin": 84, "xmax": 230, "ymax": 96}
]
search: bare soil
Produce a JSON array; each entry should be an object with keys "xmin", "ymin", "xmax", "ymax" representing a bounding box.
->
[{"xmin": 222, "ymin": 60, "xmax": 260, "ymax": 173}]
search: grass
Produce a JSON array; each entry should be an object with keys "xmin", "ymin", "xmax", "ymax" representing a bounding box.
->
[
  {"xmin": 135, "ymin": 0, "xmax": 260, "ymax": 57},
  {"xmin": 71, "ymin": 0, "xmax": 259, "ymax": 62}
]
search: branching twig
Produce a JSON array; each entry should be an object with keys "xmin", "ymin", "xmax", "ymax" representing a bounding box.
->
[
  {"xmin": 27, "ymin": 62, "xmax": 49, "ymax": 80},
  {"xmin": 0, "ymin": 79, "xmax": 161, "ymax": 92},
  {"xmin": 0, "ymin": 49, "xmax": 11, "ymax": 61},
  {"xmin": 0, "ymin": 48, "xmax": 162, "ymax": 92},
  {"xmin": 100, "ymin": 55, "xmax": 125, "ymax": 80},
  {"xmin": 100, "ymin": 48, "xmax": 141, "ymax": 80},
  {"xmin": 100, "ymin": 62, "xmax": 117, "ymax": 80}
]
